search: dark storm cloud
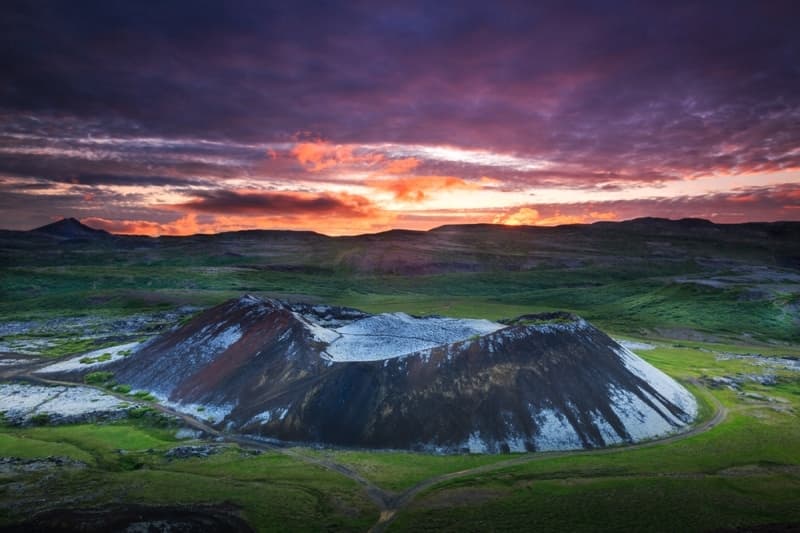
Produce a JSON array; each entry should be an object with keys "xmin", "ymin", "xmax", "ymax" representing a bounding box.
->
[
  {"xmin": 0, "ymin": 0, "xmax": 799, "ymax": 232},
  {"xmin": 177, "ymin": 189, "xmax": 375, "ymax": 216},
  {"xmin": 1, "ymin": 0, "xmax": 798, "ymax": 173},
  {"xmin": 57, "ymin": 174, "xmax": 199, "ymax": 187}
]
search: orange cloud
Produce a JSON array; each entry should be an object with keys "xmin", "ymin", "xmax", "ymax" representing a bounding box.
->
[
  {"xmin": 83, "ymin": 204, "xmax": 398, "ymax": 236},
  {"xmin": 366, "ymin": 175, "xmax": 479, "ymax": 202},
  {"xmin": 87, "ymin": 189, "xmax": 397, "ymax": 236},
  {"xmin": 290, "ymin": 141, "xmax": 383, "ymax": 171},
  {"xmin": 493, "ymin": 208, "xmax": 617, "ymax": 226},
  {"xmin": 383, "ymin": 157, "xmax": 421, "ymax": 174},
  {"xmin": 83, "ymin": 214, "xmax": 201, "ymax": 236},
  {"xmin": 493, "ymin": 207, "xmax": 540, "ymax": 225}
]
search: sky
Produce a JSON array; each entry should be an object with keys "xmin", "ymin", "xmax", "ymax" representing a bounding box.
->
[{"xmin": 1, "ymin": 1, "xmax": 799, "ymax": 236}]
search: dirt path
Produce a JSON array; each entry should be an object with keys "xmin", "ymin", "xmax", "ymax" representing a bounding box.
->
[{"xmin": 19, "ymin": 374, "xmax": 726, "ymax": 533}]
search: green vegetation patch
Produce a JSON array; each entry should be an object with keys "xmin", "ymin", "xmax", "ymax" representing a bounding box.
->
[
  {"xmin": 84, "ymin": 371, "xmax": 115, "ymax": 386},
  {"xmin": 80, "ymin": 352, "xmax": 113, "ymax": 364},
  {"xmin": 392, "ymin": 475, "xmax": 800, "ymax": 532}
]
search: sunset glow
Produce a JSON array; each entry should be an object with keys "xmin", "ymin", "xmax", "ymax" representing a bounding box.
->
[{"xmin": 1, "ymin": 2, "xmax": 798, "ymax": 235}]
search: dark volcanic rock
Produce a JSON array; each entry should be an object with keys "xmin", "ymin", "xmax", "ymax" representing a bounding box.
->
[
  {"xmin": 109, "ymin": 295, "xmax": 697, "ymax": 453},
  {"xmin": 164, "ymin": 445, "xmax": 225, "ymax": 460},
  {"xmin": 0, "ymin": 456, "xmax": 87, "ymax": 473}
]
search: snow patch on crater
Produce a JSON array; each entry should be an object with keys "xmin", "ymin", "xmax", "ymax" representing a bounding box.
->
[
  {"xmin": 150, "ymin": 392, "xmax": 235, "ymax": 425},
  {"xmin": 532, "ymin": 407, "xmax": 584, "ymax": 451},
  {"xmin": 320, "ymin": 312, "xmax": 504, "ymax": 362},
  {"xmin": 615, "ymin": 347, "xmax": 698, "ymax": 420},
  {"xmin": 607, "ymin": 386, "xmax": 676, "ymax": 441}
]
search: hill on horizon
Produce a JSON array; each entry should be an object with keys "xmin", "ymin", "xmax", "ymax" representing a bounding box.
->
[
  {"xmin": 2, "ymin": 215, "xmax": 798, "ymax": 344},
  {"xmin": 16, "ymin": 215, "xmax": 800, "ymax": 239}
]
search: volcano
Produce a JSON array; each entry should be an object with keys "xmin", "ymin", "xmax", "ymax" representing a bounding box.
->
[{"xmin": 102, "ymin": 295, "xmax": 696, "ymax": 453}]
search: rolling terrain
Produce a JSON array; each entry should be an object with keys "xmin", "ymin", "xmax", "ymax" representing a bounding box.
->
[
  {"xmin": 1, "ymin": 217, "xmax": 797, "ymax": 350},
  {"xmin": 0, "ymin": 218, "xmax": 798, "ymax": 531}
]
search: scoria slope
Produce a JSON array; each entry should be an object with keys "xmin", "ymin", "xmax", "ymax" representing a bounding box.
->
[{"xmin": 91, "ymin": 296, "xmax": 696, "ymax": 453}]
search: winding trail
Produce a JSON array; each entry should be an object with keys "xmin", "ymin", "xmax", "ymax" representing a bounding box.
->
[{"xmin": 19, "ymin": 373, "xmax": 726, "ymax": 533}]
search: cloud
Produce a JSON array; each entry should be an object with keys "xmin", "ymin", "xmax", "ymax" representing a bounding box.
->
[
  {"xmin": 383, "ymin": 158, "xmax": 420, "ymax": 174},
  {"xmin": 3, "ymin": 1, "xmax": 796, "ymax": 174},
  {"xmin": 489, "ymin": 183, "xmax": 800, "ymax": 227},
  {"xmin": 0, "ymin": 2, "xmax": 798, "ymax": 232},
  {"xmin": 175, "ymin": 189, "xmax": 377, "ymax": 217},
  {"xmin": 493, "ymin": 207, "xmax": 617, "ymax": 226},
  {"xmin": 366, "ymin": 175, "xmax": 479, "ymax": 202},
  {"xmin": 8, "ymin": 181, "xmax": 797, "ymax": 235},
  {"xmin": 291, "ymin": 141, "xmax": 383, "ymax": 171},
  {"xmin": 83, "ymin": 214, "xmax": 201, "ymax": 236}
]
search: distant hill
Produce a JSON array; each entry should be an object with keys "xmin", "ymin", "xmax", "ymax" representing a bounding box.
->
[
  {"xmin": 5, "ymin": 216, "xmax": 799, "ymax": 273},
  {"xmin": 2, "ymin": 216, "xmax": 798, "ymax": 344},
  {"xmin": 31, "ymin": 218, "xmax": 110, "ymax": 240}
]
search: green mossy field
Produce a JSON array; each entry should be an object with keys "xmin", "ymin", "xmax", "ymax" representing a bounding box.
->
[{"xmin": 1, "ymin": 221, "xmax": 798, "ymax": 530}]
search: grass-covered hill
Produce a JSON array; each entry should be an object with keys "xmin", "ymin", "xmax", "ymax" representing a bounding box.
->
[{"xmin": 2, "ymin": 217, "xmax": 797, "ymax": 344}]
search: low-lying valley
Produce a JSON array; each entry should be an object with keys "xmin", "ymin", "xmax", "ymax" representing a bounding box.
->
[{"xmin": 1, "ymin": 219, "xmax": 799, "ymax": 531}]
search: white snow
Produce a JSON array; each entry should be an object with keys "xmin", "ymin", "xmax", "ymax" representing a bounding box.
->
[
  {"xmin": 465, "ymin": 431, "xmax": 489, "ymax": 453},
  {"xmin": 615, "ymin": 346, "xmax": 698, "ymax": 420},
  {"xmin": 173, "ymin": 325, "xmax": 242, "ymax": 368},
  {"xmin": 150, "ymin": 391, "xmax": 234, "ymax": 424},
  {"xmin": 615, "ymin": 339, "xmax": 656, "ymax": 352},
  {"xmin": 206, "ymin": 325, "xmax": 243, "ymax": 352},
  {"xmin": 504, "ymin": 435, "xmax": 528, "ymax": 453},
  {"xmin": 247, "ymin": 405, "xmax": 291, "ymax": 426},
  {"xmin": 607, "ymin": 386, "xmax": 676, "ymax": 441},
  {"xmin": 34, "ymin": 341, "xmax": 142, "ymax": 374},
  {"xmin": 292, "ymin": 312, "xmax": 340, "ymax": 344},
  {"xmin": 0, "ymin": 383, "xmax": 130, "ymax": 423},
  {"xmin": 0, "ymin": 359, "xmax": 29, "ymax": 366},
  {"xmin": 589, "ymin": 410, "xmax": 625, "ymax": 446},
  {"xmin": 320, "ymin": 312, "xmax": 504, "ymax": 362},
  {"xmin": 531, "ymin": 407, "xmax": 584, "ymax": 451},
  {"xmin": 175, "ymin": 428, "xmax": 203, "ymax": 440},
  {"xmin": 40, "ymin": 386, "xmax": 126, "ymax": 417},
  {"xmin": 249, "ymin": 410, "xmax": 272, "ymax": 425}
]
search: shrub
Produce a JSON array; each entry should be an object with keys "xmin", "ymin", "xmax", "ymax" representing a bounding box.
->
[
  {"xmin": 128, "ymin": 406, "xmax": 155, "ymax": 418},
  {"xmin": 30, "ymin": 413, "xmax": 50, "ymax": 425},
  {"xmin": 85, "ymin": 371, "xmax": 114, "ymax": 385},
  {"xmin": 133, "ymin": 390, "xmax": 156, "ymax": 401}
]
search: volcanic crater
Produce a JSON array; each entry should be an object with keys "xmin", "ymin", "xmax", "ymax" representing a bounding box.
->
[{"xmin": 54, "ymin": 295, "xmax": 697, "ymax": 453}]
